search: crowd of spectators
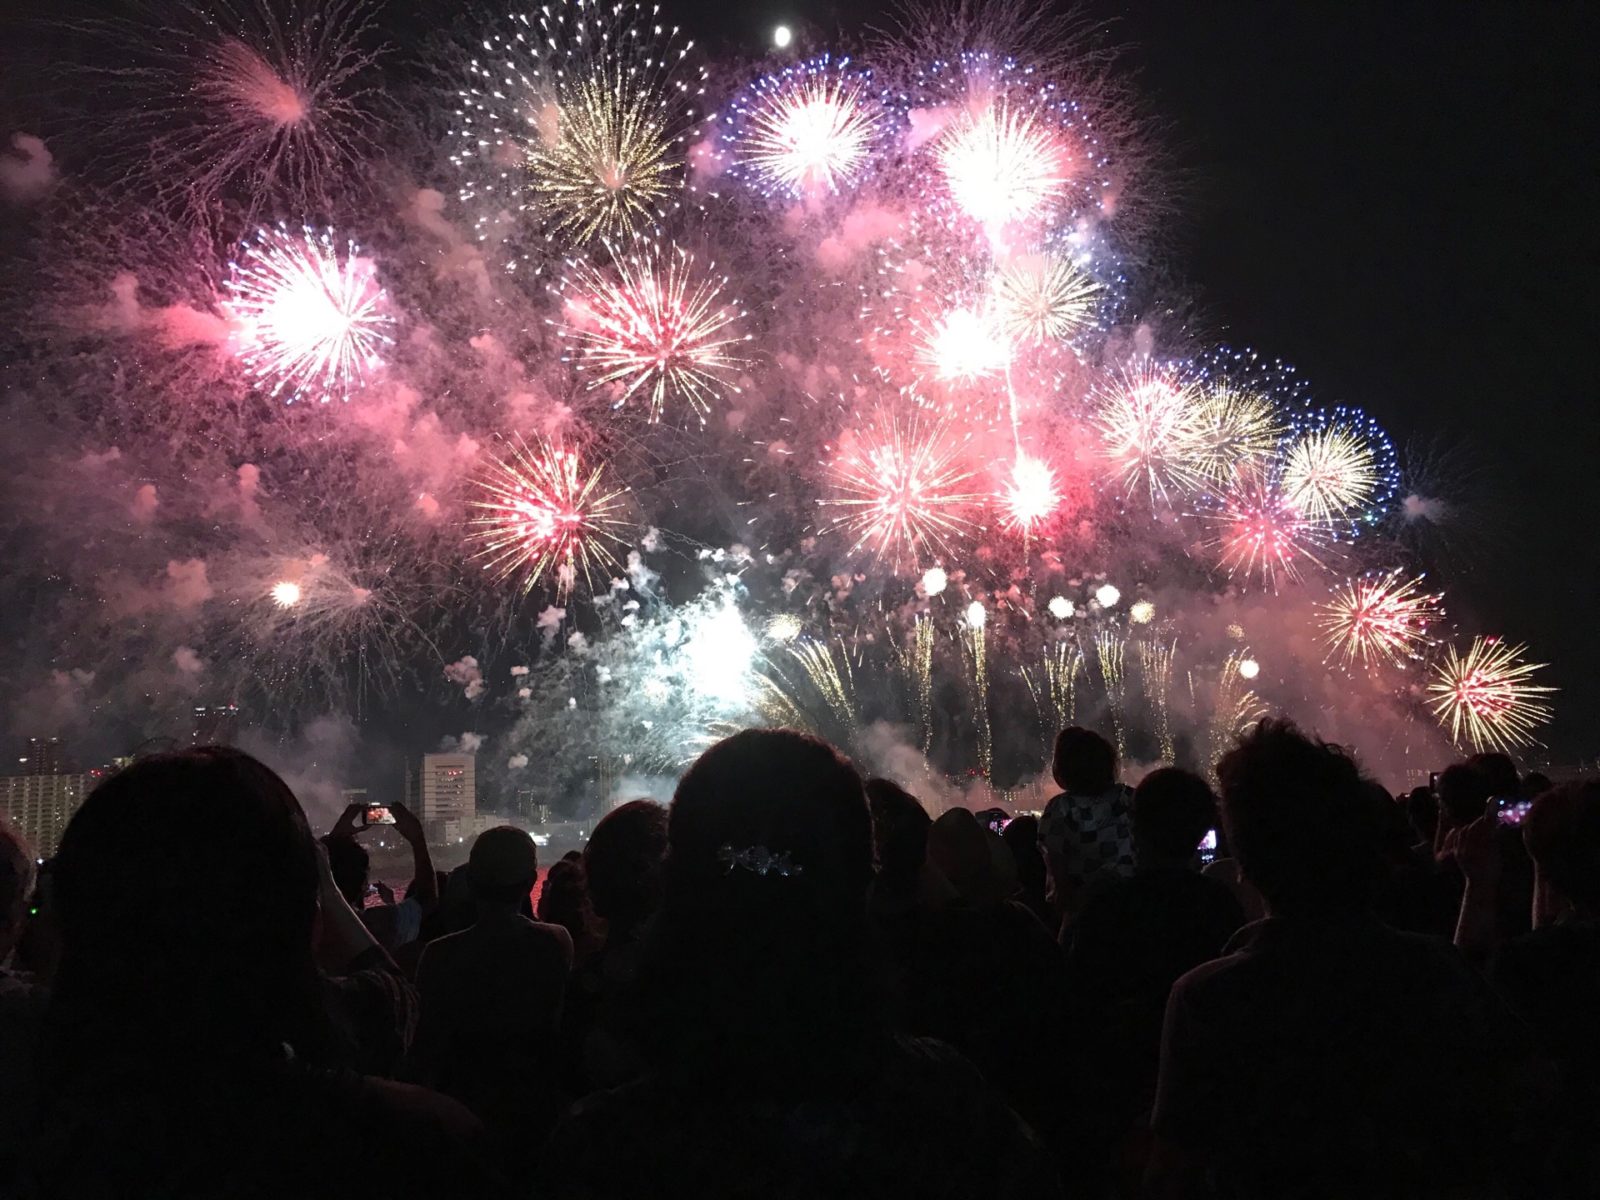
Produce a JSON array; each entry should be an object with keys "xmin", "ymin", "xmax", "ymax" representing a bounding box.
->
[{"xmin": 0, "ymin": 720, "xmax": 1595, "ymax": 1198}]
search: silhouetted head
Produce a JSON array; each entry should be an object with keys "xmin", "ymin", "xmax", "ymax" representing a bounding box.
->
[
  {"xmin": 584, "ymin": 799, "xmax": 668, "ymax": 933},
  {"xmin": 667, "ymin": 728, "xmax": 871, "ymax": 934},
  {"xmin": 320, "ymin": 834, "xmax": 369, "ymax": 908},
  {"xmin": 50, "ymin": 747, "xmax": 323, "ymax": 1060},
  {"xmin": 927, "ymin": 807, "xmax": 1015, "ymax": 906},
  {"xmin": 1132, "ymin": 767, "xmax": 1218, "ymax": 869},
  {"xmin": 1467, "ymin": 752, "xmax": 1519, "ymax": 799},
  {"xmin": 865, "ymin": 777, "xmax": 930, "ymax": 890},
  {"xmin": 467, "ymin": 825, "xmax": 539, "ymax": 908},
  {"xmin": 1217, "ymin": 719, "xmax": 1383, "ymax": 917},
  {"xmin": 1404, "ymin": 785, "xmax": 1438, "ymax": 845},
  {"xmin": 0, "ymin": 819, "xmax": 33, "ymax": 965},
  {"xmin": 648, "ymin": 729, "xmax": 873, "ymax": 1088},
  {"xmin": 1523, "ymin": 780, "xmax": 1600, "ymax": 913},
  {"xmin": 536, "ymin": 857, "xmax": 597, "ymax": 948},
  {"xmin": 1436, "ymin": 762, "xmax": 1491, "ymax": 827},
  {"xmin": 999, "ymin": 813, "xmax": 1046, "ymax": 900},
  {"xmin": 1052, "ymin": 726, "xmax": 1116, "ymax": 794}
]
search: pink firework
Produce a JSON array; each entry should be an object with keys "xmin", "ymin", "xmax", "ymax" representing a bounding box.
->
[
  {"xmin": 1214, "ymin": 472, "xmax": 1325, "ymax": 587},
  {"xmin": 999, "ymin": 453, "xmax": 1060, "ymax": 534},
  {"xmin": 823, "ymin": 412, "xmax": 983, "ymax": 569},
  {"xmin": 223, "ymin": 224, "xmax": 394, "ymax": 402},
  {"xmin": 469, "ymin": 436, "xmax": 631, "ymax": 597},
  {"xmin": 1318, "ymin": 570, "xmax": 1443, "ymax": 670},
  {"xmin": 1427, "ymin": 638, "xmax": 1556, "ymax": 752},
  {"xmin": 556, "ymin": 244, "xmax": 749, "ymax": 423}
]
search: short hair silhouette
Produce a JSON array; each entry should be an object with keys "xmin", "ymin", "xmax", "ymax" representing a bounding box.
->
[
  {"xmin": 1216, "ymin": 719, "xmax": 1381, "ymax": 915},
  {"xmin": 1052, "ymin": 726, "xmax": 1116, "ymax": 794}
]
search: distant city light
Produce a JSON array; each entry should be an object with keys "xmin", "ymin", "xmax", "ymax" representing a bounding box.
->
[{"xmin": 773, "ymin": 24, "xmax": 792, "ymax": 49}]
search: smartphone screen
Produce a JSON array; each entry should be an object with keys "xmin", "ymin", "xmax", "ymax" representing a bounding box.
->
[
  {"xmin": 360, "ymin": 804, "xmax": 396, "ymax": 827},
  {"xmin": 1495, "ymin": 797, "xmax": 1532, "ymax": 827},
  {"xmin": 1198, "ymin": 828, "xmax": 1218, "ymax": 864}
]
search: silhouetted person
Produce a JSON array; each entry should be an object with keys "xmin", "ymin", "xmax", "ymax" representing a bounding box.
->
[
  {"xmin": 1038, "ymin": 726, "xmax": 1133, "ymax": 920},
  {"xmin": 908, "ymin": 807, "xmax": 1068, "ymax": 1137},
  {"xmin": 1434, "ymin": 760, "xmax": 1491, "ymax": 859},
  {"xmin": 1066, "ymin": 768, "xmax": 1244, "ymax": 1184},
  {"xmin": 1001, "ymin": 814, "xmax": 1051, "ymax": 925},
  {"xmin": 19, "ymin": 748, "xmax": 501, "ymax": 1199},
  {"xmin": 1146, "ymin": 720, "xmax": 1530, "ymax": 1199},
  {"xmin": 540, "ymin": 729, "xmax": 1061, "ymax": 1199},
  {"xmin": 563, "ymin": 800, "xmax": 670, "ymax": 1094},
  {"xmin": 323, "ymin": 800, "xmax": 438, "ymax": 954},
  {"xmin": 537, "ymin": 854, "xmax": 601, "ymax": 963},
  {"xmin": 1456, "ymin": 780, "xmax": 1600, "ymax": 1196},
  {"xmin": 413, "ymin": 825, "xmax": 572, "ymax": 1159},
  {"xmin": 0, "ymin": 820, "xmax": 42, "ymax": 1174},
  {"xmin": 865, "ymin": 777, "xmax": 953, "ymax": 919}
]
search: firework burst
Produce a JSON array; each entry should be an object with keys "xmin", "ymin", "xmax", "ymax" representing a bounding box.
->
[
  {"xmin": 450, "ymin": 2, "xmax": 705, "ymax": 261},
  {"xmin": 1096, "ymin": 366, "xmax": 1204, "ymax": 502},
  {"xmin": 1427, "ymin": 638, "xmax": 1556, "ymax": 752},
  {"xmin": 1281, "ymin": 421, "xmax": 1379, "ymax": 523},
  {"xmin": 222, "ymin": 224, "xmax": 395, "ymax": 402},
  {"xmin": 1318, "ymin": 570, "xmax": 1443, "ymax": 670},
  {"xmin": 991, "ymin": 254, "xmax": 1099, "ymax": 344},
  {"xmin": 822, "ymin": 410, "xmax": 983, "ymax": 568},
  {"xmin": 65, "ymin": 0, "xmax": 385, "ymax": 218},
  {"xmin": 1213, "ymin": 470, "xmax": 1325, "ymax": 588},
  {"xmin": 918, "ymin": 305, "xmax": 1012, "ymax": 383},
  {"xmin": 1187, "ymin": 382, "xmax": 1284, "ymax": 487},
  {"xmin": 723, "ymin": 56, "xmax": 882, "ymax": 198},
  {"xmin": 998, "ymin": 453, "xmax": 1060, "ymax": 534},
  {"xmin": 468, "ymin": 436, "xmax": 631, "ymax": 597},
  {"xmin": 937, "ymin": 101, "xmax": 1069, "ymax": 229},
  {"xmin": 556, "ymin": 243, "xmax": 749, "ymax": 422}
]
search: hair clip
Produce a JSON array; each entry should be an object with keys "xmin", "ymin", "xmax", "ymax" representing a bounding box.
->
[{"xmin": 717, "ymin": 843, "xmax": 804, "ymax": 879}]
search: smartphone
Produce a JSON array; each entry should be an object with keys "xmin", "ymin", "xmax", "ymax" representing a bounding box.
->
[
  {"xmin": 976, "ymin": 807, "xmax": 1011, "ymax": 836},
  {"xmin": 359, "ymin": 804, "xmax": 396, "ymax": 827},
  {"xmin": 1198, "ymin": 828, "xmax": 1218, "ymax": 865},
  {"xmin": 1495, "ymin": 797, "xmax": 1532, "ymax": 827}
]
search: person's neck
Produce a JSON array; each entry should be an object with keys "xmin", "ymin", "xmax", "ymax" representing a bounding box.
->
[{"xmin": 475, "ymin": 901, "xmax": 523, "ymax": 923}]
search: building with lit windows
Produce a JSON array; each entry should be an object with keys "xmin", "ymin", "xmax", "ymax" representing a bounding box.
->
[
  {"xmin": 192, "ymin": 703, "xmax": 240, "ymax": 746},
  {"xmin": 19, "ymin": 737, "xmax": 68, "ymax": 776},
  {"xmin": 0, "ymin": 772, "xmax": 90, "ymax": 857},
  {"xmin": 416, "ymin": 752, "xmax": 476, "ymax": 828}
]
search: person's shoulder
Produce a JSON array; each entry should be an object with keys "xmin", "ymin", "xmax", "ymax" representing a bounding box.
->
[
  {"xmin": 515, "ymin": 914, "xmax": 574, "ymax": 944},
  {"xmin": 1167, "ymin": 918, "xmax": 1269, "ymax": 994},
  {"xmin": 511, "ymin": 914, "xmax": 576, "ymax": 962}
]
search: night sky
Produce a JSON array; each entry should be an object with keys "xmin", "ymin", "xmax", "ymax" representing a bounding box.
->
[
  {"xmin": 3, "ymin": 1, "xmax": 1595, "ymax": 782},
  {"xmin": 710, "ymin": 0, "xmax": 1600, "ymax": 757},
  {"xmin": 421, "ymin": 0, "xmax": 1600, "ymax": 758}
]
